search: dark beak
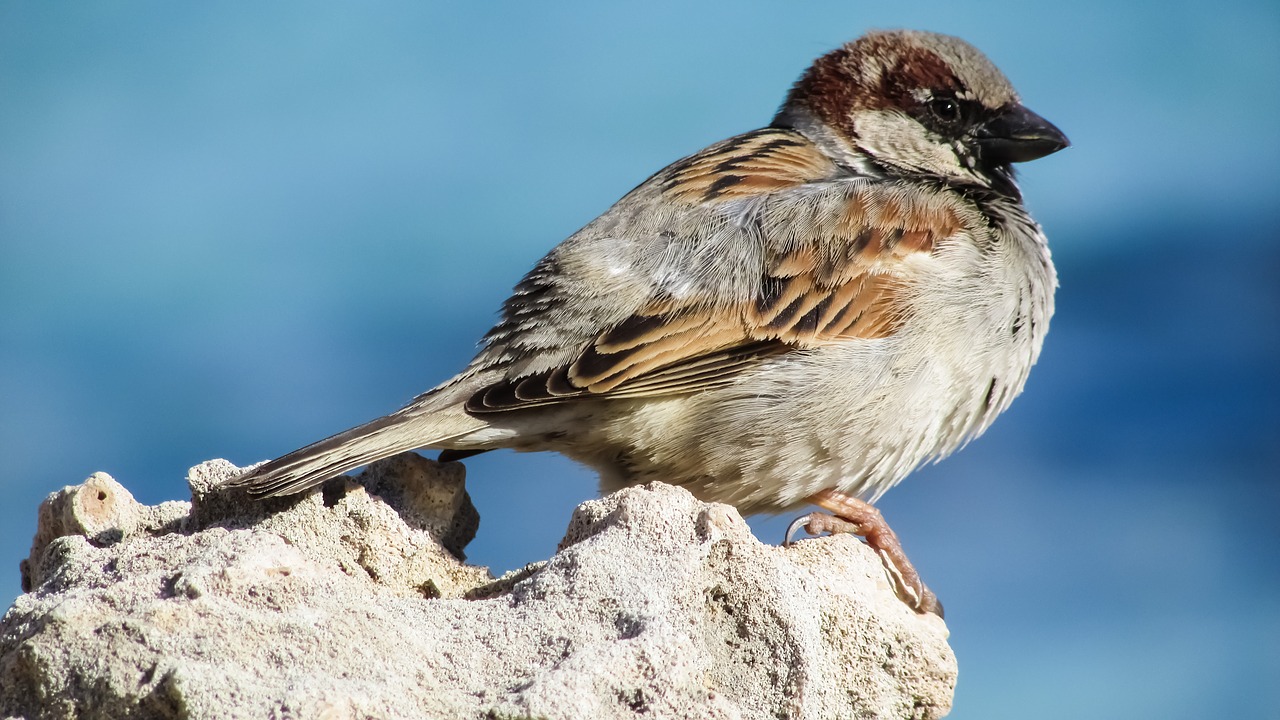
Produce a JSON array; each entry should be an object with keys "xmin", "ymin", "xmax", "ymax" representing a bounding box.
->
[{"xmin": 975, "ymin": 104, "xmax": 1069, "ymax": 164}]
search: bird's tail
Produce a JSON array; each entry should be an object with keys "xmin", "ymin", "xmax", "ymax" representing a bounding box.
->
[{"xmin": 228, "ymin": 402, "xmax": 487, "ymax": 498}]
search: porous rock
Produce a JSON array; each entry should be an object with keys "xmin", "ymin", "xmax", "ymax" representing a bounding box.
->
[{"xmin": 1, "ymin": 455, "xmax": 956, "ymax": 719}]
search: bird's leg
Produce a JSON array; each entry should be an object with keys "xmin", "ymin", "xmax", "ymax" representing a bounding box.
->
[{"xmin": 785, "ymin": 489, "xmax": 942, "ymax": 617}]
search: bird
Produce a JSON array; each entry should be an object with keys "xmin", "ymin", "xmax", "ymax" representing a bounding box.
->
[{"xmin": 229, "ymin": 29, "xmax": 1068, "ymax": 616}]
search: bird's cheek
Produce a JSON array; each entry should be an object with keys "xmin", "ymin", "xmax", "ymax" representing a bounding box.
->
[{"xmin": 851, "ymin": 110, "xmax": 961, "ymax": 176}]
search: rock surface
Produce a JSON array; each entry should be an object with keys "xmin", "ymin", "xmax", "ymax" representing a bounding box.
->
[{"xmin": 1, "ymin": 455, "xmax": 956, "ymax": 720}]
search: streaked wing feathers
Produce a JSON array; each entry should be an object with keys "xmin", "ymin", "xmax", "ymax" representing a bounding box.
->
[
  {"xmin": 659, "ymin": 129, "xmax": 840, "ymax": 204},
  {"xmin": 466, "ymin": 130, "xmax": 964, "ymax": 414}
]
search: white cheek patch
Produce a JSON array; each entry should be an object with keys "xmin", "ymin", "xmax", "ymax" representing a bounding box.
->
[{"xmin": 851, "ymin": 110, "xmax": 967, "ymax": 179}]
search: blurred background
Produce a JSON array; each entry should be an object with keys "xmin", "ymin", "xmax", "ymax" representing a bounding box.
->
[{"xmin": 2, "ymin": 2, "xmax": 1276, "ymax": 717}]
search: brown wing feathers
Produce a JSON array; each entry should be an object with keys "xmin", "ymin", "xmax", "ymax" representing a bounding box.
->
[
  {"xmin": 466, "ymin": 131, "xmax": 960, "ymax": 414},
  {"xmin": 659, "ymin": 129, "xmax": 838, "ymax": 203}
]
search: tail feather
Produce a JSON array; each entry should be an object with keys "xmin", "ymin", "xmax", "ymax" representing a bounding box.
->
[{"xmin": 229, "ymin": 406, "xmax": 486, "ymax": 498}]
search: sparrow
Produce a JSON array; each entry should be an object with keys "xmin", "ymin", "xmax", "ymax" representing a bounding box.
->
[{"xmin": 230, "ymin": 29, "xmax": 1068, "ymax": 616}]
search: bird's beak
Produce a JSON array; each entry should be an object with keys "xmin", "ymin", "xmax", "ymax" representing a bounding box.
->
[{"xmin": 975, "ymin": 104, "xmax": 1069, "ymax": 164}]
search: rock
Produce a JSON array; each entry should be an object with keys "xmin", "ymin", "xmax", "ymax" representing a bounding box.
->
[
  {"xmin": 0, "ymin": 455, "xmax": 956, "ymax": 720},
  {"xmin": 19, "ymin": 472, "xmax": 189, "ymax": 593}
]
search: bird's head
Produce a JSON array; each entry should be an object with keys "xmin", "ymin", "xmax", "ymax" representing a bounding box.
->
[{"xmin": 776, "ymin": 30, "xmax": 1069, "ymax": 193}]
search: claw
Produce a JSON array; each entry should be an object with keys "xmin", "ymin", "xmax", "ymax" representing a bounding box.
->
[
  {"xmin": 784, "ymin": 514, "xmax": 816, "ymax": 546},
  {"xmin": 787, "ymin": 491, "xmax": 944, "ymax": 618}
]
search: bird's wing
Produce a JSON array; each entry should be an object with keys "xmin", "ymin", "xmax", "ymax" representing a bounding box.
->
[{"xmin": 466, "ymin": 128, "xmax": 968, "ymax": 412}]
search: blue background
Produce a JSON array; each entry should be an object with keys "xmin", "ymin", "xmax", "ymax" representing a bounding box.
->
[{"xmin": 2, "ymin": 3, "xmax": 1277, "ymax": 717}]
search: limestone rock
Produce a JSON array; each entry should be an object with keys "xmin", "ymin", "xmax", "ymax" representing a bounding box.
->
[{"xmin": 1, "ymin": 455, "xmax": 956, "ymax": 719}]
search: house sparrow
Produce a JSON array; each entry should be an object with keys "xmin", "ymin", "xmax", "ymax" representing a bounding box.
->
[{"xmin": 230, "ymin": 29, "xmax": 1067, "ymax": 616}]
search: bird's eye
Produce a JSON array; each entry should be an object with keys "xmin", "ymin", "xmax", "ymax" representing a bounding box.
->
[{"xmin": 928, "ymin": 97, "xmax": 961, "ymax": 124}]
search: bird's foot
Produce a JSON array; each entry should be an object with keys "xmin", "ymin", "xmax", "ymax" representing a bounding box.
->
[{"xmin": 785, "ymin": 489, "xmax": 942, "ymax": 618}]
